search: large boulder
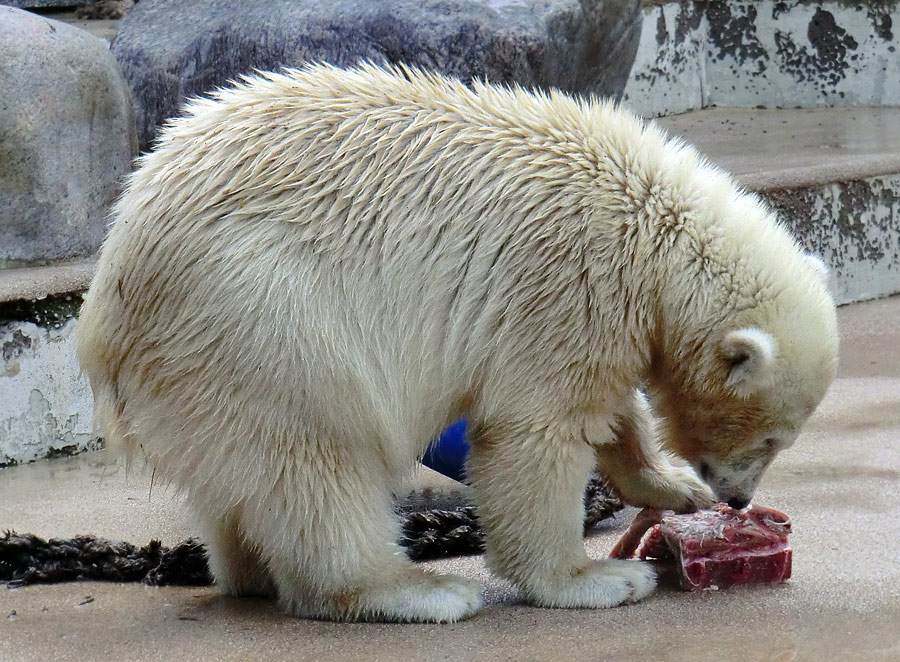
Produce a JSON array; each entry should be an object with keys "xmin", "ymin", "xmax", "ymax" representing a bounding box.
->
[
  {"xmin": 0, "ymin": 7, "xmax": 137, "ymax": 265},
  {"xmin": 112, "ymin": 0, "xmax": 642, "ymax": 150}
]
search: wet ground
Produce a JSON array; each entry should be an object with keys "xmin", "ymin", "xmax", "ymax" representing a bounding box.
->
[{"xmin": 2, "ymin": 296, "xmax": 900, "ymax": 661}]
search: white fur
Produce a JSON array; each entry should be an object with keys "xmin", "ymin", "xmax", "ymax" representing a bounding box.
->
[
  {"xmin": 805, "ymin": 253, "xmax": 838, "ymax": 298},
  {"xmin": 805, "ymin": 254, "xmax": 829, "ymax": 279},
  {"xmin": 77, "ymin": 63, "xmax": 838, "ymax": 622}
]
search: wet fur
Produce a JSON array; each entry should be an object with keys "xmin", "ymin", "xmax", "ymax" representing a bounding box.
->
[{"xmin": 77, "ymin": 63, "xmax": 838, "ymax": 622}]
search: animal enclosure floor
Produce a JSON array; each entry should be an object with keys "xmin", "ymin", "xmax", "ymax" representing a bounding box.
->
[{"xmin": 3, "ymin": 296, "xmax": 900, "ymax": 661}]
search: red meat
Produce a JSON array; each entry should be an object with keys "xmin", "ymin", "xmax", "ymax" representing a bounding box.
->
[{"xmin": 611, "ymin": 504, "xmax": 792, "ymax": 591}]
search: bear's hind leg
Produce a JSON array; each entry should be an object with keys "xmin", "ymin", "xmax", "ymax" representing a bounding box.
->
[
  {"xmin": 200, "ymin": 512, "xmax": 274, "ymax": 598},
  {"xmin": 467, "ymin": 418, "xmax": 657, "ymax": 609},
  {"xmin": 242, "ymin": 445, "xmax": 483, "ymax": 623}
]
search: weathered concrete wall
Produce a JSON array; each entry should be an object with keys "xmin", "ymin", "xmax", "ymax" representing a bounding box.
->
[
  {"xmin": 624, "ymin": 0, "xmax": 900, "ymax": 117},
  {"xmin": 1, "ymin": 295, "xmax": 97, "ymax": 467},
  {"xmin": 765, "ymin": 175, "xmax": 900, "ymax": 305}
]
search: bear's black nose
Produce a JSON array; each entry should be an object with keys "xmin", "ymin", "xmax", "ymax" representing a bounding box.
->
[{"xmin": 727, "ymin": 497, "xmax": 750, "ymax": 510}]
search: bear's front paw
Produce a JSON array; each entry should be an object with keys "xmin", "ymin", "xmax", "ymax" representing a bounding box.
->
[
  {"xmin": 524, "ymin": 559, "xmax": 657, "ymax": 609},
  {"xmin": 636, "ymin": 464, "xmax": 716, "ymax": 513}
]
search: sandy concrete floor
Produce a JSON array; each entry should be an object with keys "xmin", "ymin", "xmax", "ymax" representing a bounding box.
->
[{"xmin": 2, "ymin": 296, "xmax": 900, "ymax": 661}]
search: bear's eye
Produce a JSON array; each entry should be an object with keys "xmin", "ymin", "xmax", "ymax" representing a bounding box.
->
[{"xmin": 764, "ymin": 438, "xmax": 779, "ymax": 451}]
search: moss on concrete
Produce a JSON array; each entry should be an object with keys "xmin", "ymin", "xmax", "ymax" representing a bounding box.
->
[{"xmin": 0, "ymin": 292, "xmax": 83, "ymax": 330}]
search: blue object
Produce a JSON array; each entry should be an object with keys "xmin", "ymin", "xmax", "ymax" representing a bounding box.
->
[{"xmin": 422, "ymin": 419, "xmax": 470, "ymax": 483}]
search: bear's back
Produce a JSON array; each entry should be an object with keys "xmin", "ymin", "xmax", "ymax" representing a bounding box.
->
[{"xmin": 95, "ymin": 63, "xmax": 635, "ymax": 329}]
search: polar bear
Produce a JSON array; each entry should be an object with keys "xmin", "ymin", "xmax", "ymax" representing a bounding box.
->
[{"xmin": 77, "ymin": 63, "xmax": 838, "ymax": 622}]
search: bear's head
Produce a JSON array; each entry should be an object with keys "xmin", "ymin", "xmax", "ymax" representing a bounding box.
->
[{"xmin": 649, "ymin": 254, "xmax": 839, "ymax": 508}]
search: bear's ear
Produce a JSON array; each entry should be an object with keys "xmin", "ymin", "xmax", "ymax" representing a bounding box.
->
[
  {"xmin": 806, "ymin": 254, "xmax": 838, "ymax": 297},
  {"xmin": 805, "ymin": 255, "xmax": 829, "ymax": 280},
  {"xmin": 721, "ymin": 328, "xmax": 777, "ymax": 396}
]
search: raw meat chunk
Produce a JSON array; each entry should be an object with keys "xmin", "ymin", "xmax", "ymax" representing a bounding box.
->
[{"xmin": 611, "ymin": 504, "xmax": 792, "ymax": 591}]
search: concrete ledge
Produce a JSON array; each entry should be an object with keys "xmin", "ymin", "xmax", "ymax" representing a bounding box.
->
[
  {"xmin": 1, "ymin": 265, "xmax": 95, "ymax": 466},
  {"xmin": 396, "ymin": 465, "xmax": 473, "ymax": 512},
  {"xmin": 657, "ymin": 107, "xmax": 900, "ymax": 192},
  {"xmin": 0, "ymin": 259, "xmax": 96, "ymax": 304}
]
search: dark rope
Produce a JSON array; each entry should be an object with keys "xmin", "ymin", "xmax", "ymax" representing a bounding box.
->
[
  {"xmin": 0, "ymin": 533, "xmax": 210, "ymax": 588},
  {"xmin": 1, "ymin": 476, "xmax": 621, "ymax": 587},
  {"xmin": 583, "ymin": 474, "xmax": 625, "ymax": 531},
  {"xmin": 401, "ymin": 507, "xmax": 483, "ymax": 561},
  {"xmin": 402, "ymin": 475, "xmax": 624, "ymax": 561}
]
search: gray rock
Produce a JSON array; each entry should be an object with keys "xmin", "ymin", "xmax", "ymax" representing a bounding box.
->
[
  {"xmin": 112, "ymin": 0, "xmax": 641, "ymax": 150},
  {"xmin": 0, "ymin": 7, "xmax": 137, "ymax": 265}
]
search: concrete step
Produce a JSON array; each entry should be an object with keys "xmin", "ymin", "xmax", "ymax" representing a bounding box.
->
[
  {"xmin": 0, "ymin": 260, "xmax": 95, "ymax": 304},
  {"xmin": 624, "ymin": 0, "xmax": 900, "ymax": 117},
  {"xmin": 658, "ymin": 107, "xmax": 900, "ymax": 192},
  {"xmin": 1, "ymin": 106, "xmax": 898, "ymax": 466}
]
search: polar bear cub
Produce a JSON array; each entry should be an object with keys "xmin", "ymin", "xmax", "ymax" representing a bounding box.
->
[{"xmin": 77, "ymin": 63, "xmax": 838, "ymax": 622}]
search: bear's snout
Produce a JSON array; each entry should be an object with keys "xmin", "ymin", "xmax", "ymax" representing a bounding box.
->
[{"xmin": 726, "ymin": 496, "xmax": 751, "ymax": 510}]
